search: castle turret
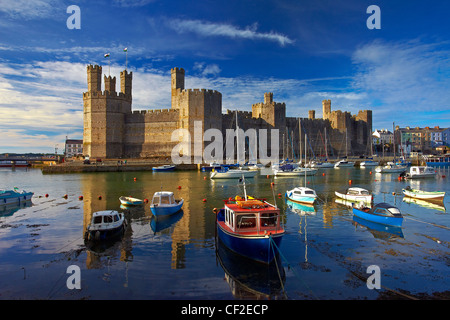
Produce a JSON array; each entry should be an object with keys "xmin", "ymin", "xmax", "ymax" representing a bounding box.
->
[
  {"xmin": 171, "ymin": 67, "xmax": 185, "ymax": 108},
  {"xmin": 322, "ymin": 99, "xmax": 331, "ymax": 120},
  {"xmin": 120, "ymin": 70, "xmax": 132, "ymax": 99},
  {"xmin": 104, "ymin": 75, "xmax": 116, "ymax": 93},
  {"xmin": 87, "ymin": 65, "xmax": 102, "ymax": 92}
]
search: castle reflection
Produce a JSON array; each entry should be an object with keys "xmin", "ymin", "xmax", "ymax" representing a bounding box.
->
[{"xmin": 80, "ymin": 171, "xmax": 207, "ymax": 270}]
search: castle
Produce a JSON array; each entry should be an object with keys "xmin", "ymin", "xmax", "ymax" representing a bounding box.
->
[{"xmin": 83, "ymin": 65, "xmax": 372, "ymax": 161}]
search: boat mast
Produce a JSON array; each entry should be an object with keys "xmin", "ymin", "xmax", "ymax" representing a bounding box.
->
[
  {"xmin": 325, "ymin": 127, "xmax": 328, "ymax": 161},
  {"xmin": 299, "ymin": 118, "xmax": 302, "ymax": 165},
  {"xmin": 305, "ymin": 133, "xmax": 307, "ymax": 186},
  {"xmin": 236, "ymin": 110, "xmax": 240, "ymax": 166}
]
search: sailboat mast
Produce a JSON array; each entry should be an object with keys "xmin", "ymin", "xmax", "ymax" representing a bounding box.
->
[
  {"xmin": 304, "ymin": 133, "xmax": 307, "ymax": 185},
  {"xmin": 236, "ymin": 110, "xmax": 240, "ymax": 165}
]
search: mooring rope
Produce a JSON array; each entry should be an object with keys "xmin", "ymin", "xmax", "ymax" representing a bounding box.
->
[{"xmin": 269, "ymin": 235, "xmax": 319, "ymax": 300}]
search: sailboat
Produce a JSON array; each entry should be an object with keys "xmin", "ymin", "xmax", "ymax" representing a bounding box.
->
[
  {"xmin": 211, "ymin": 111, "xmax": 257, "ymax": 179},
  {"xmin": 360, "ymin": 130, "xmax": 379, "ymax": 167},
  {"xmin": 334, "ymin": 129, "xmax": 354, "ymax": 167},
  {"xmin": 285, "ymin": 133, "xmax": 318, "ymax": 204},
  {"xmin": 310, "ymin": 128, "xmax": 334, "ymax": 168}
]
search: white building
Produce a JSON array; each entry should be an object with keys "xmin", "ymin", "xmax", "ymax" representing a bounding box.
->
[{"xmin": 65, "ymin": 139, "xmax": 83, "ymax": 158}]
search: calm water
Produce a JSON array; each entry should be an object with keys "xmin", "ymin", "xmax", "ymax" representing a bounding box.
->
[{"xmin": 0, "ymin": 166, "xmax": 449, "ymax": 300}]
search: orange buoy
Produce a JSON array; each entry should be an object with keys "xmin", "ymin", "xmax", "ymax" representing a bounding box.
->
[
  {"xmin": 63, "ymin": 194, "xmax": 68, "ymax": 199},
  {"xmin": 144, "ymin": 199, "xmax": 148, "ymax": 203},
  {"xmin": 270, "ymin": 182, "xmax": 275, "ymax": 186},
  {"xmin": 78, "ymin": 195, "xmax": 83, "ymax": 200},
  {"xmin": 133, "ymin": 177, "xmax": 137, "ymax": 181},
  {"xmin": 204, "ymin": 176, "xmax": 207, "ymax": 180},
  {"xmin": 322, "ymin": 173, "xmax": 325, "ymax": 176},
  {"xmin": 45, "ymin": 194, "xmax": 49, "ymax": 198},
  {"xmin": 348, "ymin": 180, "xmax": 352, "ymax": 184},
  {"xmin": 266, "ymin": 175, "xmax": 270, "ymax": 179},
  {"xmin": 369, "ymin": 171, "xmax": 372, "ymax": 175},
  {"xmin": 392, "ymin": 192, "xmax": 396, "ymax": 195},
  {"xmin": 278, "ymin": 193, "xmax": 282, "ymax": 197},
  {"xmin": 98, "ymin": 195, "xmax": 102, "ymax": 200},
  {"xmin": 202, "ymin": 198, "xmax": 207, "ymax": 202},
  {"xmin": 177, "ymin": 186, "xmax": 181, "ymax": 189}
]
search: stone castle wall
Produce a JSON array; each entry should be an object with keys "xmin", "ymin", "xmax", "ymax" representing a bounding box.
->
[{"xmin": 83, "ymin": 64, "xmax": 372, "ymax": 160}]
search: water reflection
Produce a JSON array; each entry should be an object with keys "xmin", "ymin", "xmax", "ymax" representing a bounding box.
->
[
  {"xmin": 0, "ymin": 201, "xmax": 32, "ymax": 217},
  {"xmin": 216, "ymin": 238, "xmax": 286, "ymax": 300},
  {"xmin": 352, "ymin": 216, "xmax": 404, "ymax": 239}
]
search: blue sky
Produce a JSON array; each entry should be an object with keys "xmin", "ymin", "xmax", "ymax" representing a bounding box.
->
[{"xmin": 0, "ymin": 0, "xmax": 449, "ymax": 153}]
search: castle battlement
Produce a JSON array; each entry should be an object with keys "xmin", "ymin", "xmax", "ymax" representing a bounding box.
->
[
  {"xmin": 83, "ymin": 91, "xmax": 131, "ymax": 100},
  {"xmin": 179, "ymin": 88, "xmax": 221, "ymax": 96}
]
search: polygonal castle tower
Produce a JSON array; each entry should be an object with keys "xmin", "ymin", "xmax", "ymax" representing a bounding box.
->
[{"xmin": 83, "ymin": 65, "xmax": 132, "ymax": 158}]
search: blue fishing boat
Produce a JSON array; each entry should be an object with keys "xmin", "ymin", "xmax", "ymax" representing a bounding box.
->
[
  {"xmin": 0, "ymin": 188, "xmax": 33, "ymax": 205},
  {"xmin": 152, "ymin": 164, "xmax": 176, "ymax": 171},
  {"xmin": 214, "ymin": 179, "xmax": 285, "ymax": 264},
  {"xmin": 352, "ymin": 202, "xmax": 403, "ymax": 227},
  {"xmin": 150, "ymin": 191, "xmax": 184, "ymax": 217}
]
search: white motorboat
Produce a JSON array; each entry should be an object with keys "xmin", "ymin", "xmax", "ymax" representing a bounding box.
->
[
  {"xmin": 210, "ymin": 167, "xmax": 258, "ymax": 179},
  {"xmin": 274, "ymin": 167, "xmax": 317, "ymax": 176},
  {"xmin": 375, "ymin": 162, "xmax": 407, "ymax": 173},
  {"xmin": 402, "ymin": 166, "xmax": 436, "ymax": 179},
  {"xmin": 360, "ymin": 160, "xmax": 379, "ymax": 167},
  {"xmin": 334, "ymin": 159, "xmax": 354, "ymax": 168},
  {"xmin": 335, "ymin": 187, "xmax": 373, "ymax": 203}
]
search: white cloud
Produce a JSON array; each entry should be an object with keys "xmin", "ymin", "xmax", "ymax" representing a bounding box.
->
[
  {"xmin": 166, "ymin": 19, "xmax": 294, "ymax": 47},
  {"xmin": 351, "ymin": 39, "xmax": 450, "ymax": 127},
  {"xmin": 0, "ymin": 0, "xmax": 63, "ymax": 20}
]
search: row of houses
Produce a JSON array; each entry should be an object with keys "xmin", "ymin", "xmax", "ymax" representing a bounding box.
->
[{"xmin": 373, "ymin": 126, "xmax": 450, "ymax": 155}]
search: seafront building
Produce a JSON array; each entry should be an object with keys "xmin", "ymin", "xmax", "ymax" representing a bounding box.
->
[{"xmin": 82, "ymin": 65, "xmax": 373, "ymax": 161}]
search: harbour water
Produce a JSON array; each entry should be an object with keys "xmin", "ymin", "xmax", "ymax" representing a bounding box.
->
[{"xmin": 0, "ymin": 166, "xmax": 449, "ymax": 300}]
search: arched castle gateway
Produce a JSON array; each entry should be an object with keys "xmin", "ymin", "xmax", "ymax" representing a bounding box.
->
[{"xmin": 83, "ymin": 65, "xmax": 372, "ymax": 161}]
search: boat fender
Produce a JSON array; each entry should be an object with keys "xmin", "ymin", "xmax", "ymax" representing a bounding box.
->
[{"xmin": 213, "ymin": 208, "xmax": 218, "ymax": 214}]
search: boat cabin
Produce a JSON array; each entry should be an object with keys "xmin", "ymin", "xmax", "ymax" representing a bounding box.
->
[
  {"xmin": 410, "ymin": 166, "xmax": 435, "ymax": 175},
  {"xmin": 151, "ymin": 191, "xmax": 176, "ymax": 207},
  {"xmin": 223, "ymin": 199, "xmax": 283, "ymax": 235},
  {"xmin": 370, "ymin": 203, "xmax": 402, "ymax": 217},
  {"xmin": 347, "ymin": 187, "xmax": 370, "ymax": 196},
  {"xmin": 92, "ymin": 210, "xmax": 122, "ymax": 224}
]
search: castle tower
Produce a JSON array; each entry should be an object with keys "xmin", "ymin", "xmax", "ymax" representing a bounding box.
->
[
  {"xmin": 104, "ymin": 75, "xmax": 116, "ymax": 93},
  {"xmin": 264, "ymin": 92, "xmax": 273, "ymax": 104},
  {"xmin": 120, "ymin": 70, "xmax": 132, "ymax": 98},
  {"xmin": 87, "ymin": 65, "xmax": 102, "ymax": 92},
  {"xmin": 252, "ymin": 92, "xmax": 286, "ymax": 128},
  {"xmin": 322, "ymin": 99, "xmax": 331, "ymax": 120},
  {"xmin": 83, "ymin": 64, "xmax": 132, "ymax": 159},
  {"xmin": 171, "ymin": 67, "xmax": 185, "ymax": 109}
]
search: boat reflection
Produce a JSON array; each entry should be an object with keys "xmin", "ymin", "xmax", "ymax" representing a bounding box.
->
[
  {"xmin": 216, "ymin": 238, "xmax": 286, "ymax": 299},
  {"xmin": 286, "ymin": 199, "xmax": 316, "ymax": 215},
  {"xmin": 353, "ymin": 216, "xmax": 404, "ymax": 239},
  {"xmin": 150, "ymin": 210, "xmax": 184, "ymax": 233},
  {"xmin": 0, "ymin": 201, "xmax": 32, "ymax": 217},
  {"xmin": 335, "ymin": 198, "xmax": 372, "ymax": 209},
  {"xmin": 402, "ymin": 197, "xmax": 446, "ymax": 212}
]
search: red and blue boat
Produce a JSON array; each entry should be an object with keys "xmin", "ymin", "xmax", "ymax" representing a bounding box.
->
[{"xmin": 214, "ymin": 189, "xmax": 285, "ymax": 264}]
